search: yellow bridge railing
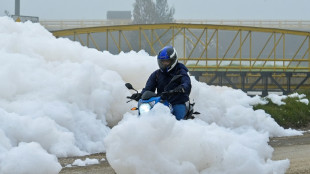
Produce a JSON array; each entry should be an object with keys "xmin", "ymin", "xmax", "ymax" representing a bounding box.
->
[{"xmin": 52, "ymin": 23, "xmax": 310, "ymax": 72}]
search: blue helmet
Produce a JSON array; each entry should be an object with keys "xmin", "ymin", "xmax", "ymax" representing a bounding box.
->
[{"xmin": 157, "ymin": 46, "xmax": 178, "ymax": 72}]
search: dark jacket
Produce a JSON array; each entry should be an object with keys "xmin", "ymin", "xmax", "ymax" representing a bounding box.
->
[{"xmin": 141, "ymin": 62, "xmax": 191, "ymax": 105}]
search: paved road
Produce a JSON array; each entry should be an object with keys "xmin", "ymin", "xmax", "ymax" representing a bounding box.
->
[{"xmin": 58, "ymin": 132, "xmax": 310, "ymax": 174}]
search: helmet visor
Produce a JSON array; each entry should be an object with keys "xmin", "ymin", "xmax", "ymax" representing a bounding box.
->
[{"xmin": 158, "ymin": 59, "xmax": 172, "ymax": 69}]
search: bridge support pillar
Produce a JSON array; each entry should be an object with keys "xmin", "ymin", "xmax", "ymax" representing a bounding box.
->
[
  {"xmin": 190, "ymin": 71, "xmax": 203, "ymax": 81},
  {"xmin": 285, "ymin": 72, "xmax": 292, "ymax": 95},
  {"xmin": 261, "ymin": 72, "xmax": 270, "ymax": 97},
  {"xmin": 215, "ymin": 72, "xmax": 225, "ymax": 86},
  {"xmin": 240, "ymin": 72, "xmax": 246, "ymax": 91}
]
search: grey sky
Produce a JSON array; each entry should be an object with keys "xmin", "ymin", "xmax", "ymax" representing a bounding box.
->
[{"xmin": 1, "ymin": 0, "xmax": 309, "ymax": 20}]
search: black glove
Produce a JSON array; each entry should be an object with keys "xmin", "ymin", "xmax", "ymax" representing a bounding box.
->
[
  {"xmin": 173, "ymin": 86, "xmax": 185, "ymax": 93},
  {"xmin": 131, "ymin": 93, "xmax": 142, "ymax": 101}
]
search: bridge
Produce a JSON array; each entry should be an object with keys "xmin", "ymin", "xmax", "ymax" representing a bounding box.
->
[
  {"xmin": 51, "ymin": 23, "xmax": 310, "ymax": 96},
  {"xmin": 41, "ymin": 19, "xmax": 310, "ymax": 31}
]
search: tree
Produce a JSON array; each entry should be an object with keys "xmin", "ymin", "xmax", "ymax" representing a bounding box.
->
[
  {"xmin": 132, "ymin": 0, "xmax": 175, "ymax": 24},
  {"xmin": 132, "ymin": 0, "xmax": 155, "ymax": 24},
  {"xmin": 131, "ymin": 0, "xmax": 175, "ymax": 54},
  {"xmin": 4, "ymin": 10, "xmax": 11, "ymax": 16},
  {"xmin": 154, "ymin": 0, "xmax": 175, "ymax": 23}
]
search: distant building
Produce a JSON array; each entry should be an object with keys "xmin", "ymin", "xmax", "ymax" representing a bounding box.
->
[
  {"xmin": 107, "ymin": 11, "xmax": 131, "ymax": 20},
  {"xmin": 11, "ymin": 15, "xmax": 39, "ymax": 23},
  {"xmin": 12, "ymin": 0, "xmax": 39, "ymax": 23}
]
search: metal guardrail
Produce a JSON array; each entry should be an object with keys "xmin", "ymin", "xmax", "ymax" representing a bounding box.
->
[
  {"xmin": 40, "ymin": 20, "xmax": 131, "ymax": 31},
  {"xmin": 41, "ymin": 19, "xmax": 310, "ymax": 31},
  {"xmin": 176, "ymin": 20, "xmax": 310, "ymax": 31}
]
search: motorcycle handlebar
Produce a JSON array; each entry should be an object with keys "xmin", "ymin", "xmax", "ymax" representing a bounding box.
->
[
  {"xmin": 126, "ymin": 90, "xmax": 182, "ymax": 103},
  {"xmin": 160, "ymin": 90, "xmax": 175, "ymax": 96}
]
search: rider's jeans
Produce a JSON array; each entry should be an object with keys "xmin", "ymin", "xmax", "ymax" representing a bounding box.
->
[{"xmin": 172, "ymin": 104, "xmax": 186, "ymax": 120}]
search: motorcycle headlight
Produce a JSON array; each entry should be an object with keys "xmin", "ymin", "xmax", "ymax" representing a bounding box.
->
[{"xmin": 139, "ymin": 103, "xmax": 151, "ymax": 114}]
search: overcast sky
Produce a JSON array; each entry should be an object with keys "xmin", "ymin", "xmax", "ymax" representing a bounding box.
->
[{"xmin": 0, "ymin": 0, "xmax": 309, "ymax": 20}]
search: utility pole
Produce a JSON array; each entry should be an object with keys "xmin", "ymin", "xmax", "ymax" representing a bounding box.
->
[{"xmin": 15, "ymin": 0, "xmax": 20, "ymax": 16}]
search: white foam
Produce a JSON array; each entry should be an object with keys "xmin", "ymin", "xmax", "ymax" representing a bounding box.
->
[{"xmin": 0, "ymin": 16, "xmax": 302, "ymax": 174}]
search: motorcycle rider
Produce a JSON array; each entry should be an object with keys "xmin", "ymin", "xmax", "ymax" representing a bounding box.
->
[{"xmin": 131, "ymin": 46, "xmax": 192, "ymax": 120}]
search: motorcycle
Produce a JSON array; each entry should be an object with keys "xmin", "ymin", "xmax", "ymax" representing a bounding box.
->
[{"xmin": 125, "ymin": 75, "xmax": 200, "ymax": 119}]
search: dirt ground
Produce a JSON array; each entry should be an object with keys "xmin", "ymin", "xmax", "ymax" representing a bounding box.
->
[
  {"xmin": 58, "ymin": 153, "xmax": 115, "ymax": 174},
  {"xmin": 270, "ymin": 131, "xmax": 310, "ymax": 174},
  {"xmin": 58, "ymin": 131, "xmax": 310, "ymax": 174}
]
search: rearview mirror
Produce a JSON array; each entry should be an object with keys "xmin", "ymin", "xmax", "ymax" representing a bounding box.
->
[{"xmin": 125, "ymin": 83, "xmax": 134, "ymax": 90}]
